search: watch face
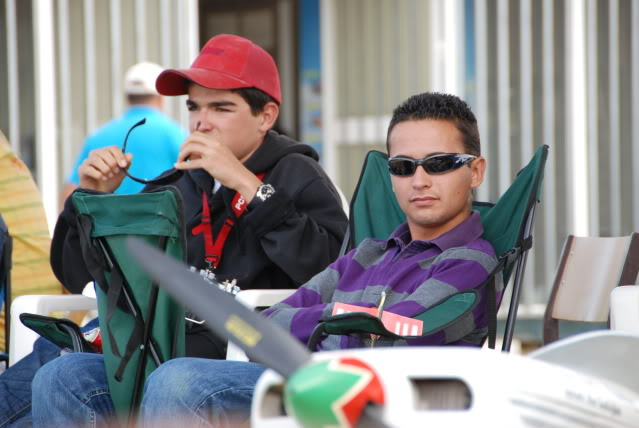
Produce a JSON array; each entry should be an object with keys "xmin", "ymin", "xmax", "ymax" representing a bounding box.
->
[{"xmin": 257, "ymin": 184, "xmax": 275, "ymax": 201}]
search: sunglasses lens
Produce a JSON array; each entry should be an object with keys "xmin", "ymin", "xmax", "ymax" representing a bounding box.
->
[
  {"xmin": 388, "ymin": 159, "xmax": 416, "ymax": 176},
  {"xmin": 424, "ymin": 155, "xmax": 458, "ymax": 174}
]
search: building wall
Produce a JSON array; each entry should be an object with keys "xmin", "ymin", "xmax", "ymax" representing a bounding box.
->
[
  {"xmin": 0, "ymin": 0, "xmax": 198, "ymax": 233},
  {"xmin": 321, "ymin": 0, "xmax": 639, "ymax": 305},
  {"xmin": 2, "ymin": 0, "xmax": 638, "ymax": 307}
]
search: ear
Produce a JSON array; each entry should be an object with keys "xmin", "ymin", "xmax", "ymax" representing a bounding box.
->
[
  {"xmin": 258, "ymin": 102, "xmax": 280, "ymax": 133},
  {"xmin": 469, "ymin": 156, "xmax": 486, "ymax": 189}
]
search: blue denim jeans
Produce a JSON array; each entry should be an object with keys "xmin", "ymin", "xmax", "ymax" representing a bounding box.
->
[
  {"xmin": 0, "ymin": 317, "xmax": 99, "ymax": 428},
  {"xmin": 140, "ymin": 358, "xmax": 265, "ymax": 427},
  {"xmin": 32, "ymin": 353, "xmax": 114, "ymax": 428},
  {"xmin": 32, "ymin": 355, "xmax": 265, "ymax": 428}
]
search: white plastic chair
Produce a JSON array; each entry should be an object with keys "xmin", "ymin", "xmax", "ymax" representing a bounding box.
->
[
  {"xmin": 610, "ymin": 285, "xmax": 639, "ymax": 334},
  {"xmin": 226, "ymin": 289, "xmax": 296, "ymax": 361},
  {"xmin": 543, "ymin": 233, "xmax": 639, "ymax": 344},
  {"xmin": 9, "ymin": 294, "xmax": 96, "ymax": 366}
]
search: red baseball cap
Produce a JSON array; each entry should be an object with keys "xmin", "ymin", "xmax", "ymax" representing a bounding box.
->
[{"xmin": 156, "ymin": 34, "xmax": 281, "ymax": 104}]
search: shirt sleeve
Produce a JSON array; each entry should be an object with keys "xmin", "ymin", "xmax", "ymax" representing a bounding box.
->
[{"xmin": 261, "ymin": 264, "xmax": 340, "ymax": 346}]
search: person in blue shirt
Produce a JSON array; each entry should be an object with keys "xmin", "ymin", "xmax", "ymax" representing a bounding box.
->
[{"xmin": 60, "ymin": 62, "xmax": 186, "ymax": 202}]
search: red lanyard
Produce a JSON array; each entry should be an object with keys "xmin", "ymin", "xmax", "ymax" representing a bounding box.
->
[{"xmin": 191, "ymin": 174, "xmax": 265, "ymax": 271}]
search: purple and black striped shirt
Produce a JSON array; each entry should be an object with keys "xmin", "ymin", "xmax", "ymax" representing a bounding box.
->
[{"xmin": 263, "ymin": 211, "xmax": 498, "ymax": 350}]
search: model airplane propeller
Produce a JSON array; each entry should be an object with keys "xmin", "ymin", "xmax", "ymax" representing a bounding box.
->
[{"xmin": 127, "ymin": 237, "xmax": 387, "ymax": 428}]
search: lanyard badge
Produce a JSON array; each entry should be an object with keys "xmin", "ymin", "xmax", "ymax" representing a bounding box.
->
[{"xmin": 191, "ymin": 173, "xmax": 266, "ymax": 278}]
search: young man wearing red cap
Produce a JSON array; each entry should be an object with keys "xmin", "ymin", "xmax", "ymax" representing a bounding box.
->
[
  {"xmin": 50, "ymin": 33, "xmax": 347, "ymax": 358},
  {"xmin": 0, "ymin": 35, "xmax": 347, "ymax": 426}
]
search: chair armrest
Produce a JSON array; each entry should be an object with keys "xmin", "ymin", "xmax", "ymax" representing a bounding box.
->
[
  {"xmin": 235, "ymin": 289, "xmax": 296, "ymax": 310},
  {"xmin": 9, "ymin": 294, "xmax": 97, "ymax": 366},
  {"xmin": 610, "ymin": 286, "xmax": 639, "ymax": 333},
  {"xmin": 226, "ymin": 289, "xmax": 296, "ymax": 361}
]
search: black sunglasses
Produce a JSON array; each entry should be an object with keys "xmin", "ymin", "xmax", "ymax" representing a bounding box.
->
[
  {"xmin": 120, "ymin": 118, "xmax": 184, "ymax": 185},
  {"xmin": 388, "ymin": 153, "xmax": 477, "ymax": 177}
]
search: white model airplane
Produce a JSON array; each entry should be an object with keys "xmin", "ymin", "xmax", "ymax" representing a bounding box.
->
[
  {"xmin": 252, "ymin": 331, "xmax": 639, "ymax": 427},
  {"xmin": 129, "ymin": 239, "xmax": 639, "ymax": 428}
]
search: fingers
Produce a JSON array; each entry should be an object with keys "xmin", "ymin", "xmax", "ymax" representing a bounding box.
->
[
  {"xmin": 83, "ymin": 146, "xmax": 130, "ymax": 179},
  {"xmin": 176, "ymin": 138, "xmax": 214, "ymax": 164},
  {"xmin": 174, "ymin": 157, "xmax": 203, "ymax": 170}
]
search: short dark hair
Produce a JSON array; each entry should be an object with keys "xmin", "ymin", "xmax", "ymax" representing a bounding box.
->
[
  {"xmin": 231, "ymin": 87, "xmax": 280, "ymax": 116},
  {"xmin": 386, "ymin": 92, "xmax": 480, "ymax": 156}
]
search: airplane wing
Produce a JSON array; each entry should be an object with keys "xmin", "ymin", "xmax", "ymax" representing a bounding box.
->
[{"xmin": 529, "ymin": 330, "xmax": 639, "ymax": 394}]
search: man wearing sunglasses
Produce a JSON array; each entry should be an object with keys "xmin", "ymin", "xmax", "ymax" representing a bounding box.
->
[{"xmin": 32, "ymin": 92, "xmax": 498, "ymax": 427}]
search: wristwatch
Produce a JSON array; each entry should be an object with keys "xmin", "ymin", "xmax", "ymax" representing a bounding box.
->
[{"xmin": 249, "ymin": 183, "xmax": 275, "ymax": 209}]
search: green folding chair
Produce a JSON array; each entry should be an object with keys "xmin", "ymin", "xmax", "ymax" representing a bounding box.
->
[
  {"xmin": 71, "ymin": 188, "xmax": 186, "ymax": 422},
  {"xmin": 318, "ymin": 145, "xmax": 549, "ymax": 352}
]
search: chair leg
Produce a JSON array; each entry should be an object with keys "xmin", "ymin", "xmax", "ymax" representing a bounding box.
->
[{"xmin": 129, "ymin": 283, "xmax": 161, "ymax": 424}]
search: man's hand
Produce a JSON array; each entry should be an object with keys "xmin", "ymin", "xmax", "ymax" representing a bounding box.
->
[
  {"xmin": 174, "ymin": 131, "xmax": 263, "ymax": 203},
  {"xmin": 78, "ymin": 146, "xmax": 133, "ymax": 193}
]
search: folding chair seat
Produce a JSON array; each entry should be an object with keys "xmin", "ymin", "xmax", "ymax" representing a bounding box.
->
[
  {"xmin": 543, "ymin": 233, "xmax": 639, "ymax": 344},
  {"xmin": 308, "ymin": 145, "xmax": 549, "ymax": 352}
]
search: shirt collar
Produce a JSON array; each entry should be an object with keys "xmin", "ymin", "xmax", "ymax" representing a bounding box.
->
[{"xmin": 382, "ymin": 210, "xmax": 484, "ymax": 252}]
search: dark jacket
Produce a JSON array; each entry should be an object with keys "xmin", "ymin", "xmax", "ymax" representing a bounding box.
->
[{"xmin": 50, "ymin": 131, "xmax": 348, "ymax": 357}]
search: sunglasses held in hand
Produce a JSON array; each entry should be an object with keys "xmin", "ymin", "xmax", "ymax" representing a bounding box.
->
[
  {"xmin": 120, "ymin": 118, "xmax": 184, "ymax": 185},
  {"xmin": 387, "ymin": 153, "xmax": 477, "ymax": 177}
]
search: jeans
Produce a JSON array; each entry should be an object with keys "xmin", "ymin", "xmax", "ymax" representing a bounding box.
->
[
  {"xmin": 31, "ymin": 355, "xmax": 265, "ymax": 428},
  {"xmin": 0, "ymin": 317, "xmax": 99, "ymax": 428},
  {"xmin": 32, "ymin": 353, "xmax": 114, "ymax": 428},
  {"xmin": 140, "ymin": 358, "xmax": 265, "ymax": 428}
]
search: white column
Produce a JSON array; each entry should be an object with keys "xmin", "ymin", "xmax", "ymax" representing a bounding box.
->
[
  {"xmin": 520, "ymin": 0, "xmax": 535, "ymax": 300},
  {"xmin": 160, "ymin": 0, "xmax": 172, "ymax": 68},
  {"xmin": 520, "ymin": 0, "xmax": 533, "ymax": 163},
  {"xmin": 497, "ymin": 0, "xmax": 510, "ymax": 194},
  {"xmin": 429, "ymin": 0, "xmax": 444, "ymax": 92},
  {"xmin": 6, "ymin": 0, "xmax": 20, "ymax": 153},
  {"xmin": 177, "ymin": 0, "xmax": 200, "ymax": 130},
  {"xmin": 566, "ymin": 0, "xmax": 588, "ymax": 236},
  {"xmin": 159, "ymin": 0, "xmax": 177, "ymax": 118},
  {"xmin": 110, "ymin": 0, "xmax": 123, "ymax": 117},
  {"xmin": 474, "ymin": 0, "xmax": 489, "ymax": 202},
  {"xmin": 586, "ymin": 0, "xmax": 599, "ymax": 235},
  {"xmin": 84, "ymin": 0, "xmax": 97, "ymax": 133},
  {"xmin": 135, "ymin": 0, "xmax": 147, "ymax": 62},
  {"xmin": 33, "ymin": 0, "xmax": 59, "ymax": 234},
  {"xmin": 542, "ymin": 0, "xmax": 558, "ymax": 284},
  {"xmin": 320, "ymin": 0, "xmax": 338, "ymax": 183},
  {"xmin": 608, "ymin": 0, "xmax": 621, "ymax": 236},
  {"xmin": 444, "ymin": 0, "xmax": 464, "ymax": 97},
  {"xmin": 58, "ymin": 0, "xmax": 73, "ymax": 178}
]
